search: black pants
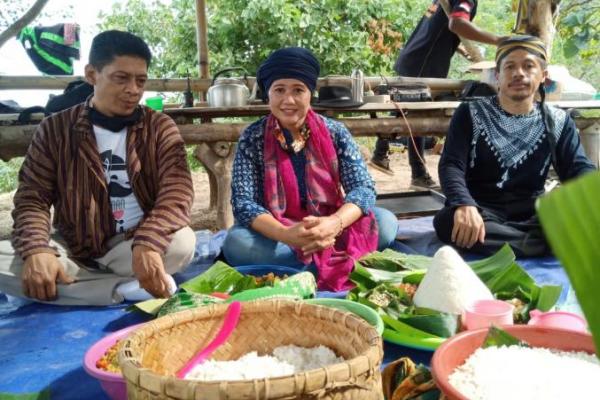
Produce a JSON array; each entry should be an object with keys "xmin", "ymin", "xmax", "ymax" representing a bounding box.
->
[
  {"xmin": 433, "ymin": 206, "xmax": 551, "ymax": 257},
  {"xmin": 373, "ymin": 136, "xmax": 427, "ymax": 178}
]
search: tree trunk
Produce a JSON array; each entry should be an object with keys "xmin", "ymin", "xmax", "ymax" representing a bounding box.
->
[
  {"xmin": 195, "ymin": 0, "xmax": 209, "ymax": 101},
  {"xmin": 521, "ymin": 0, "xmax": 560, "ymax": 61},
  {"xmin": 193, "ymin": 142, "xmax": 236, "ymax": 229},
  {"xmin": 0, "ymin": 0, "xmax": 50, "ymax": 49}
]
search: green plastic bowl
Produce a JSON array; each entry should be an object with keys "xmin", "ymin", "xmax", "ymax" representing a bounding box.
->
[{"xmin": 306, "ymin": 298, "xmax": 384, "ymax": 335}]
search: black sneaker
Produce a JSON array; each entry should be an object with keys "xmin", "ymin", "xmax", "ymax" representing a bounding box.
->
[
  {"xmin": 369, "ymin": 157, "xmax": 394, "ymax": 175},
  {"xmin": 410, "ymin": 174, "xmax": 440, "ymax": 190}
]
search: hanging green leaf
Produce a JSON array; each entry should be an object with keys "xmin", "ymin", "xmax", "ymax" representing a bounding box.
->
[{"xmin": 537, "ymin": 172, "xmax": 600, "ymax": 355}]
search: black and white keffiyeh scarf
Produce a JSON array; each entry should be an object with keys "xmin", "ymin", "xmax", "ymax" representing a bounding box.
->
[{"xmin": 469, "ymin": 96, "xmax": 566, "ymax": 188}]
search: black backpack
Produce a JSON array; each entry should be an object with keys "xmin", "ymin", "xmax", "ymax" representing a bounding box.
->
[
  {"xmin": 45, "ymin": 79, "xmax": 94, "ymax": 113},
  {"xmin": 15, "ymin": 79, "xmax": 94, "ymax": 123}
]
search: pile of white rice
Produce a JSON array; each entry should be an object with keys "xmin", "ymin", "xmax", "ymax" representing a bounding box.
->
[
  {"xmin": 413, "ymin": 246, "xmax": 493, "ymax": 315},
  {"xmin": 185, "ymin": 344, "xmax": 343, "ymax": 381},
  {"xmin": 449, "ymin": 345, "xmax": 600, "ymax": 400}
]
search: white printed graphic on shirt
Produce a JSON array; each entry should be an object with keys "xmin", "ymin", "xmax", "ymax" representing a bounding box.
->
[{"xmin": 93, "ymin": 126, "xmax": 144, "ymax": 233}]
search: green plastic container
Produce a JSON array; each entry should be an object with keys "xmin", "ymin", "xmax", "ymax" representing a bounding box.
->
[
  {"xmin": 306, "ymin": 298, "xmax": 384, "ymax": 335},
  {"xmin": 145, "ymin": 96, "xmax": 163, "ymax": 111}
]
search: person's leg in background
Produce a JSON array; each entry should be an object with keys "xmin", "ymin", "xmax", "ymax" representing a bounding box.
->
[
  {"xmin": 409, "ymin": 136, "xmax": 439, "ymax": 189},
  {"xmin": 370, "ymin": 137, "xmax": 394, "ymax": 175},
  {"xmin": 433, "ymin": 206, "xmax": 549, "ymax": 257}
]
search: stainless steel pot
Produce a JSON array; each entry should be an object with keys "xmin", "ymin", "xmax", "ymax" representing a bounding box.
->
[{"xmin": 207, "ymin": 67, "xmax": 250, "ymax": 107}]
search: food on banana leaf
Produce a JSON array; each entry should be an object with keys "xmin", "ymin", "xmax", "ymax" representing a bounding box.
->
[
  {"xmin": 253, "ymin": 273, "xmax": 288, "ymax": 287},
  {"xmin": 348, "ymin": 244, "xmax": 562, "ymax": 347},
  {"xmin": 130, "ymin": 263, "xmax": 312, "ymax": 317},
  {"xmin": 413, "ymin": 246, "xmax": 493, "ymax": 315}
]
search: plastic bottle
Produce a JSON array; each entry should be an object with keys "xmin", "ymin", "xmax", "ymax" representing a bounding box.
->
[{"xmin": 194, "ymin": 229, "xmax": 212, "ymax": 260}]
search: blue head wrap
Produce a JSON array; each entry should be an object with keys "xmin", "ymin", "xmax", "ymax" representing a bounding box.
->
[{"xmin": 256, "ymin": 47, "xmax": 320, "ymax": 96}]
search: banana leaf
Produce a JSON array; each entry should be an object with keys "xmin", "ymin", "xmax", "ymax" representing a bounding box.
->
[
  {"xmin": 381, "ymin": 314, "xmax": 445, "ymax": 350},
  {"xmin": 227, "ymin": 272, "xmax": 316, "ymax": 302},
  {"xmin": 126, "ymin": 298, "xmax": 168, "ymax": 315},
  {"xmin": 358, "ymin": 249, "xmax": 433, "ymax": 271},
  {"xmin": 157, "ymin": 292, "xmax": 223, "ymax": 317},
  {"xmin": 398, "ymin": 309, "xmax": 459, "ymax": 338},
  {"xmin": 468, "ymin": 243, "xmax": 516, "ymax": 282},
  {"xmin": 482, "ymin": 326, "xmax": 530, "ymax": 348},
  {"xmin": 348, "ymin": 244, "xmax": 562, "ymax": 344},
  {"xmin": 179, "ymin": 261, "xmax": 244, "ymax": 294},
  {"xmin": 537, "ymin": 172, "xmax": 600, "ymax": 354},
  {"xmin": 350, "ymin": 262, "xmax": 421, "ymax": 288},
  {"xmin": 350, "ymin": 283, "xmax": 458, "ymax": 337},
  {"xmin": 349, "ymin": 262, "xmax": 379, "ymax": 292},
  {"xmin": 231, "ymin": 275, "xmax": 258, "ymax": 294}
]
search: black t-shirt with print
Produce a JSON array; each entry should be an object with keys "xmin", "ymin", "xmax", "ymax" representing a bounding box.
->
[{"xmin": 394, "ymin": 0, "xmax": 477, "ymax": 78}]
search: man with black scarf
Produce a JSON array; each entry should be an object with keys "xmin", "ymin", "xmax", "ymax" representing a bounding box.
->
[
  {"xmin": 0, "ymin": 31, "xmax": 195, "ymax": 305},
  {"xmin": 434, "ymin": 35, "xmax": 595, "ymax": 257}
]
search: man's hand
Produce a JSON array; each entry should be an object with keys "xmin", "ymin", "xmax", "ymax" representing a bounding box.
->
[
  {"xmin": 452, "ymin": 206, "xmax": 485, "ymax": 249},
  {"xmin": 132, "ymin": 245, "xmax": 171, "ymax": 298},
  {"xmin": 22, "ymin": 253, "xmax": 75, "ymax": 301}
]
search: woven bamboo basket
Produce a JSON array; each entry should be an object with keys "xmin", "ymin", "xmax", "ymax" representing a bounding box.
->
[{"xmin": 119, "ymin": 299, "xmax": 383, "ymax": 400}]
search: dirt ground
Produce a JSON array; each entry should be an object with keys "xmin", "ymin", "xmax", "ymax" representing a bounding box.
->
[{"xmin": 0, "ymin": 149, "xmax": 440, "ymax": 239}]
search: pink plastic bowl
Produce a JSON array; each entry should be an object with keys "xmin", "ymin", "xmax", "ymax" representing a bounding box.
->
[
  {"xmin": 528, "ymin": 309, "xmax": 588, "ymax": 332},
  {"xmin": 463, "ymin": 299, "xmax": 514, "ymax": 330},
  {"xmin": 83, "ymin": 324, "xmax": 143, "ymax": 400},
  {"xmin": 431, "ymin": 325, "xmax": 596, "ymax": 400}
]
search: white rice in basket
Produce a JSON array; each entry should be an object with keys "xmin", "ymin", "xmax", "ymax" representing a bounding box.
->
[
  {"xmin": 449, "ymin": 345, "xmax": 600, "ymax": 400},
  {"xmin": 185, "ymin": 344, "xmax": 343, "ymax": 381}
]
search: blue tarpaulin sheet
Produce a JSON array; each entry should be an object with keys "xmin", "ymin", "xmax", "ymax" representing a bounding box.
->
[{"xmin": 0, "ymin": 222, "xmax": 575, "ymax": 399}]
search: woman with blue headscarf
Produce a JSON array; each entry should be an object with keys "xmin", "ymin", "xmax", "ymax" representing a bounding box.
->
[{"xmin": 222, "ymin": 47, "xmax": 397, "ymax": 291}]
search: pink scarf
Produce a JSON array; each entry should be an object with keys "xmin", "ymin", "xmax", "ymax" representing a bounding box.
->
[{"xmin": 263, "ymin": 109, "xmax": 378, "ymax": 291}]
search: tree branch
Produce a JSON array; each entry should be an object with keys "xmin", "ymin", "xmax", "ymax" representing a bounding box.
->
[
  {"xmin": 560, "ymin": 0, "xmax": 594, "ymax": 16},
  {"xmin": 0, "ymin": 0, "xmax": 50, "ymax": 49}
]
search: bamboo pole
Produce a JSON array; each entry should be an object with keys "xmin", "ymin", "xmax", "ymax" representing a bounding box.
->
[
  {"xmin": 4, "ymin": 117, "xmax": 599, "ymax": 161},
  {"xmin": 195, "ymin": 0, "xmax": 210, "ymax": 100},
  {"xmin": 0, "ymin": 75, "xmax": 468, "ymax": 92}
]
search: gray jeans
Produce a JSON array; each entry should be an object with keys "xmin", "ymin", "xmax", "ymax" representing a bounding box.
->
[{"xmin": 0, "ymin": 227, "xmax": 196, "ymax": 306}]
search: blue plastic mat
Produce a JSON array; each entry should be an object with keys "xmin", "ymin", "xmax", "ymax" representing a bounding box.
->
[
  {"xmin": 0, "ymin": 299, "xmax": 149, "ymax": 399},
  {"xmin": 0, "ymin": 224, "xmax": 575, "ymax": 398}
]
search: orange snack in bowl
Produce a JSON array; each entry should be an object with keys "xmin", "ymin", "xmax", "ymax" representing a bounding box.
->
[{"xmin": 96, "ymin": 340, "xmax": 121, "ymax": 373}]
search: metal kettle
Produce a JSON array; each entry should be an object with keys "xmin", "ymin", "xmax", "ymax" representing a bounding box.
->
[{"xmin": 207, "ymin": 67, "xmax": 250, "ymax": 107}]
